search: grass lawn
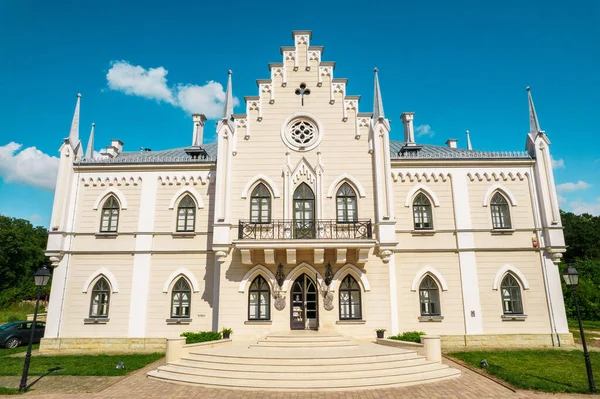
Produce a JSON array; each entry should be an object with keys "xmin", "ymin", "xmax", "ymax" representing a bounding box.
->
[
  {"xmin": 449, "ymin": 350, "xmax": 600, "ymax": 394},
  {"xmin": 0, "ymin": 303, "xmax": 46, "ymax": 323},
  {"xmin": 0, "ymin": 386, "xmax": 19, "ymax": 395},
  {"xmin": 568, "ymin": 319, "xmax": 600, "ymax": 331}
]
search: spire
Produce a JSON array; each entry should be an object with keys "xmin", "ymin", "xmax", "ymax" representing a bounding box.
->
[
  {"xmin": 373, "ymin": 68, "xmax": 385, "ymax": 120},
  {"xmin": 223, "ymin": 70, "xmax": 233, "ymax": 120},
  {"xmin": 69, "ymin": 93, "xmax": 81, "ymax": 144},
  {"xmin": 527, "ymin": 86, "xmax": 541, "ymax": 134},
  {"xmin": 85, "ymin": 123, "xmax": 95, "ymax": 159},
  {"xmin": 466, "ymin": 130, "xmax": 473, "ymax": 150}
]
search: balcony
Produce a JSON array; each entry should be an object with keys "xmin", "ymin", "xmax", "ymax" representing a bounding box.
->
[
  {"xmin": 234, "ymin": 220, "xmax": 375, "ymax": 266},
  {"xmin": 238, "ymin": 219, "xmax": 372, "ymax": 240}
]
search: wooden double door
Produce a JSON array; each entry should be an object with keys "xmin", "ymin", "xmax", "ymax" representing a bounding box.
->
[{"xmin": 290, "ymin": 274, "xmax": 318, "ymax": 330}]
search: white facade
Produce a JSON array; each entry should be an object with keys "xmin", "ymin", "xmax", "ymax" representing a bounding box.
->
[{"xmin": 41, "ymin": 31, "xmax": 572, "ymax": 352}]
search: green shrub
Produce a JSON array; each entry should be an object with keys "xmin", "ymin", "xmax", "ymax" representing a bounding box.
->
[
  {"xmin": 388, "ymin": 331, "xmax": 426, "ymax": 343},
  {"xmin": 6, "ymin": 314, "xmax": 20, "ymax": 322},
  {"xmin": 180, "ymin": 331, "xmax": 222, "ymax": 344}
]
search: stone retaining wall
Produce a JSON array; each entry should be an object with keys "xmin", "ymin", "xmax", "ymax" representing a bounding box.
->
[
  {"xmin": 39, "ymin": 338, "xmax": 166, "ymax": 354},
  {"xmin": 440, "ymin": 333, "xmax": 574, "ymax": 349}
]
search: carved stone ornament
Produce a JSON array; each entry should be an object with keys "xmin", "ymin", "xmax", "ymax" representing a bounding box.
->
[
  {"xmin": 323, "ymin": 292, "xmax": 334, "ymax": 311},
  {"xmin": 274, "ymin": 292, "xmax": 286, "ymax": 311},
  {"xmin": 379, "ymin": 250, "xmax": 394, "ymax": 263}
]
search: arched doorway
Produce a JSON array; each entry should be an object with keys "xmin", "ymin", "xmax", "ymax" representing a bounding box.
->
[
  {"xmin": 291, "ymin": 274, "xmax": 318, "ymax": 330},
  {"xmin": 293, "ymin": 183, "xmax": 315, "ymax": 239}
]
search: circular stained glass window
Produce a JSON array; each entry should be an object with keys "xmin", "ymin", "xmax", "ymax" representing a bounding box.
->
[{"xmin": 289, "ymin": 120, "xmax": 317, "ymax": 146}]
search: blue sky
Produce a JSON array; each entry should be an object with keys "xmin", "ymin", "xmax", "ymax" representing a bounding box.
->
[{"xmin": 1, "ymin": 0, "xmax": 599, "ymax": 227}]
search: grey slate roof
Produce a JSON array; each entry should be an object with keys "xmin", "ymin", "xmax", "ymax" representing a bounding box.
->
[{"xmin": 77, "ymin": 140, "xmax": 530, "ymax": 166}]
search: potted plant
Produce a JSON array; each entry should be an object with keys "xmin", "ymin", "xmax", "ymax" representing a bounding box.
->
[
  {"xmin": 221, "ymin": 328, "xmax": 233, "ymax": 339},
  {"xmin": 375, "ymin": 328, "xmax": 386, "ymax": 339}
]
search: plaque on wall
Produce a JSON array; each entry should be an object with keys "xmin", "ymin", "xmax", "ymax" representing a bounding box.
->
[{"xmin": 324, "ymin": 292, "xmax": 334, "ymax": 311}]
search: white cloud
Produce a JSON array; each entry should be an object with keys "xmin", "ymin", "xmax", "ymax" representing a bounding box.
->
[
  {"xmin": 551, "ymin": 156, "xmax": 565, "ymax": 169},
  {"xmin": 415, "ymin": 124, "xmax": 435, "ymax": 138},
  {"xmin": 0, "ymin": 142, "xmax": 59, "ymax": 190},
  {"xmin": 29, "ymin": 214, "xmax": 43, "ymax": 223},
  {"xmin": 568, "ymin": 197, "xmax": 600, "ymax": 216},
  {"xmin": 558, "ymin": 194, "xmax": 567, "ymax": 205},
  {"xmin": 106, "ymin": 61, "xmax": 238, "ymax": 119},
  {"xmin": 556, "ymin": 180, "xmax": 591, "ymax": 193}
]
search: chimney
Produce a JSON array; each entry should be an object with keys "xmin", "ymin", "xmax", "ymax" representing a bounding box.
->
[
  {"xmin": 445, "ymin": 139, "xmax": 458, "ymax": 148},
  {"xmin": 192, "ymin": 114, "xmax": 207, "ymax": 146},
  {"xmin": 400, "ymin": 112, "xmax": 415, "ymax": 144}
]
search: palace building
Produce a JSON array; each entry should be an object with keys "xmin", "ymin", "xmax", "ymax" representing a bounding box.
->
[{"xmin": 41, "ymin": 31, "xmax": 572, "ymax": 353}]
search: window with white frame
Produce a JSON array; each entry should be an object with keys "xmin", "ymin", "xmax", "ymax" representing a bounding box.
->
[
  {"xmin": 413, "ymin": 193, "xmax": 433, "ymax": 230},
  {"xmin": 248, "ymin": 276, "xmax": 270, "ymax": 320},
  {"xmin": 250, "ymin": 183, "xmax": 271, "ymax": 223},
  {"xmin": 100, "ymin": 196, "xmax": 119, "ymax": 232},
  {"xmin": 419, "ymin": 275, "xmax": 441, "ymax": 316},
  {"xmin": 491, "ymin": 192, "xmax": 512, "ymax": 229},
  {"xmin": 176, "ymin": 195, "xmax": 196, "ymax": 232},
  {"xmin": 339, "ymin": 275, "xmax": 362, "ymax": 320},
  {"xmin": 89, "ymin": 277, "xmax": 110, "ymax": 318},
  {"xmin": 171, "ymin": 277, "xmax": 191, "ymax": 318},
  {"xmin": 336, "ymin": 183, "xmax": 357, "ymax": 223},
  {"xmin": 501, "ymin": 274, "xmax": 523, "ymax": 315}
]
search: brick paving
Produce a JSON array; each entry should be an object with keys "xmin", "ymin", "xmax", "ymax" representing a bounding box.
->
[{"xmin": 1, "ymin": 358, "xmax": 594, "ymax": 399}]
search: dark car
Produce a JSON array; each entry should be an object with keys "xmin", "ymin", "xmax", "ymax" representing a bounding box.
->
[{"xmin": 0, "ymin": 321, "xmax": 45, "ymax": 349}]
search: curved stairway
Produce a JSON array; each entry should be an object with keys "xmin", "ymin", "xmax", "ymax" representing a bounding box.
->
[{"xmin": 147, "ymin": 331, "xmax": 460, "ymax": 391}]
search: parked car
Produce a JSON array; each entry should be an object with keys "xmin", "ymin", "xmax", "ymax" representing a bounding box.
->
[{"xmin": 0, "ymin": 321, "xmax": 45, "ymax": 349}]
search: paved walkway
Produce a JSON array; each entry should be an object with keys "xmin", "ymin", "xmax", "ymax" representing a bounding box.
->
[{"xmin": 0, "ymin": 357, "xmax": 594, "ymax": 399}]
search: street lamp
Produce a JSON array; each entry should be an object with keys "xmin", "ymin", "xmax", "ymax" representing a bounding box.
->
[
  {"xmin": 562, "ymin": 264, "xmax": 596, "ymax": 394},
  {"xmin": 19, "ymin": 266, "xmax": 51, "ymax": 393}
]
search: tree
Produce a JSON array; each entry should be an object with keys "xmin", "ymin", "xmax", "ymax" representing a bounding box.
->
[{"xmin": 0, "ymin": 216, "xmax": 50, "ymax": 307}]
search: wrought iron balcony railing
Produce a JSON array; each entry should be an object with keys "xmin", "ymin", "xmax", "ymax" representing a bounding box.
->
[{"xmin": 238, "ymin": 219, "xmax": 372, "ymax": 240}]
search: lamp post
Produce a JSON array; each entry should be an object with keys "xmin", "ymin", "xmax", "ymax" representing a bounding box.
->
[
  {"xmin": 562, "ymin": 264, "xmax": 596, "ymax": 394},
  {"xmin": 19, "ymin": 266, "xmax": 51, "ymax": 393}
]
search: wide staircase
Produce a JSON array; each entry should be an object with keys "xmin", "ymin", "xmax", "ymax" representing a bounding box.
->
[{"xmin": 147, "ymin": 331, "xmax": 460, "ymax": 391}]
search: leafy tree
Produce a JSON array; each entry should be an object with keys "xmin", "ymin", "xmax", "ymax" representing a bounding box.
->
[{"xmin": 0, "ymin": 216, "xmax": 50, "ymax": 307}]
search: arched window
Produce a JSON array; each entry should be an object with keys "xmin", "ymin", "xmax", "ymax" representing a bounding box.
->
[
  {"xmin": 177, "ymin": 195, "xmax": 196, "ymax": 232},
  {"xmin": 336, "ymin": 183, "xmax": 357, "ymax": 223},
  {"xmin": 100, "ymin": 196, "xmax": 119, "ymax": 232},
  {"xmin": 339, "ymin": 275, "xmax": 362, "ymax": 320},
  {"xmin": 413, "ymin": 193, "xmax": 433, "ymax": 230},
  {"xmin": 501, "ymin": 274, "xmax": 523, "ymax": 315},
  {"xmin": 171, "ymin": 278, "xmax": 191, "ymax": 318},
  {"xmin": 248, "ymin": 276, "xmax": 270, "ymax": 320},
  {"xmin": 250, "ymin": 183, "xmax": 271, "ymax": 223},
  {"xmin": 491, "ymin": 192, "xmax": 512, "ymax": 229},
  {"xmin": 89, "ymin": 277, "xmax": 110, "ymax": 318},
  {"xmin": 419, "ymin": 275, "xmax": 440, "ymax": 316}
]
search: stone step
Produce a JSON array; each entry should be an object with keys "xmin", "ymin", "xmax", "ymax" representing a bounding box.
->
[
  {"xmin": 249, "ymin": 340, "xmax": 359, "ymax": 348},
  {"xmin": 165, "ymin": 359, "xmax": 444, "ymax": 378},
  {"xmin": 147, "ymin": 367, "xmax": 461, "ymax": 391},
  {"xmin": 184, "ymin": 350, "xmax": 420, "ymax": 365},
  {"xmin": 263, "ymin": 335, "xmax": 350, "ymax": 342}
]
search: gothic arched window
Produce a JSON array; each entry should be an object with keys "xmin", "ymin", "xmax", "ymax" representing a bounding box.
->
[
  {"xmin": 100, "ymin": 195, "xmax": 119, "ymax": 232},
  {"xmin": 250, "ymin": 183, "xmax": 271, "ymax": 223},
  {"xmin": 89, "ymin": 277, "xmax": 110, "ymax": 318},
  {"xmin": 491, "ymin": 192, "xmax": 512, "ymax": 229},
  {"xmin": 339, "ymin": 275, "xmax": 362, "ymax": 320},
  {"xmin": 419, "ymin": 275, "xmax": 440, "ymax": 316},
  {"xmin": 413, "ymin": 193, "xmax": 433, "ymax": 230},
  {"xmin": 336, "ymin": 183, "xmax": 357, "ymax": 223},
  {"xmin": 171, "ymin": 278, "xmax": 191, "ymax": 318},
  {"xmin": 248, "ymin": 276, "xmax": 270, "ymax": 320},
  {"xmin": 501, "ymin": 274, "xmax": 523, "ymax": 315},
  {"xmin": 177, "ymin": 195, "xmax": 196, "ymax": 232}
]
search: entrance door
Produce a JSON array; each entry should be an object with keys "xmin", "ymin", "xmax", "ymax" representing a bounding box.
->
[
  {"xmin": 291, "ymin": 274, "xmax": 318, "ymax": 330},
  {"xmin": 293, "ymin": 183, "xmax": 315, "ymax": 239}
]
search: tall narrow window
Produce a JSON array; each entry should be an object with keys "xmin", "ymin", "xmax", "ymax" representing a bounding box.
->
[
  {"xmin": 177, "ymin": 195, "xmax": 196, "ymax": 232},
  {"xmin": 171, "ymin": 278, "xmax": 191, "ymax": 318},
  {"xmin": 250, "ymin": 183, "xmax": 271, "ymax": 223},
  {"xmin": 248, "ymin": 276, "xmax": 270, "ymax": 320},
  {"xmin": 89, "ymin": 277, "xmax": 110, "ymax": 318},
  {"xmin": 413, "ymin": 193, "xmax": 433, "ymax": 230},
  {"xmin": 339, "ymin": 275, "xmax": 362, "ymax": 320},
  {"xmin": 501, "ymin": 274, "xmax": 523, "ymax": 315},
  {"xmin": 419, "ymin": 275, "xmax": 440, "ymax": 316},
  {"xmin": 100, "ymin": 196, "xmax": 119, "ymax": 232},
  {"xmin": 336, "ymin": 183, "xmax": 357, "ymax": 223},
  {"xmin": 491, "ymin": 192, "xmax": 512, "ymax": 229}
]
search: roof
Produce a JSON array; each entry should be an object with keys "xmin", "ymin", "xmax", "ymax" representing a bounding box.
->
[
  {"xmin": 76, "ymin": 143, "xmax": 218, "ymax": 166},
  {"xmin": 389, "ymin": 141, "xmax": 531, "ymax": 160},
  {"xmin": 76, "ymin": 140, "xmax": 530, "ymax": 166}
]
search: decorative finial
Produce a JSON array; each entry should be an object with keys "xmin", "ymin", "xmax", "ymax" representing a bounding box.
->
[
  {"xmin": 92, "ymin": 122, "xmax": 95, "ymax": 127},
  {"xmin": 228, "ymin": 70, "xmax": 232, "ymax": 75},
  {"xmin": 374, "ymin": 67, "xmax": 378, "ymax": 73},
  {"xmin": 526, "ymin": 86, "xmax": 531, "ymax": 91},
  {"xmin": 77, "ymin": 93, "xmax": 82, "ymax": 98}
]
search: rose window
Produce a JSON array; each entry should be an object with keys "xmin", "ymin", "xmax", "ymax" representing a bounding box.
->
[{"xmin": 289, "ymin": 120, "xmax": 316, "ymax": 146}]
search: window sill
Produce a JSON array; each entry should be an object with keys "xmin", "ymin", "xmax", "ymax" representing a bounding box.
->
[
  {"xmin": 336, "ymin": 320, "xmax": 366, "ymax": 325},
  {"xmin": 418, "ymin": 316, "xmax": 444, "ymax": 322},
  {"xmin": 411, "ymin": 229, "xmax": 436, "ymax": 236},
  {"xmin": 95, "ymin": 232, "xmax": 118, "ymax": 239},
  {"xmin": 501, "ymin": 314, "xmax": 527, "ymax": 321},
  {"xmin": 84, "ymin": 318, "xmax": 109, "ymax": 324},
  {"xmin": 171, "ymin": 232, "xmax": 196, "ymax": 238},
  {"xmin": 244, "ymin": 320, "xmax": 272, "ymax": 325},
  {"xmin": 166, "ymin": 318, "xmax": 192, "ymax": 324},
  {"xmin": 491, "ymin": 228, "xmax": 515, "ymax": 235}
]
